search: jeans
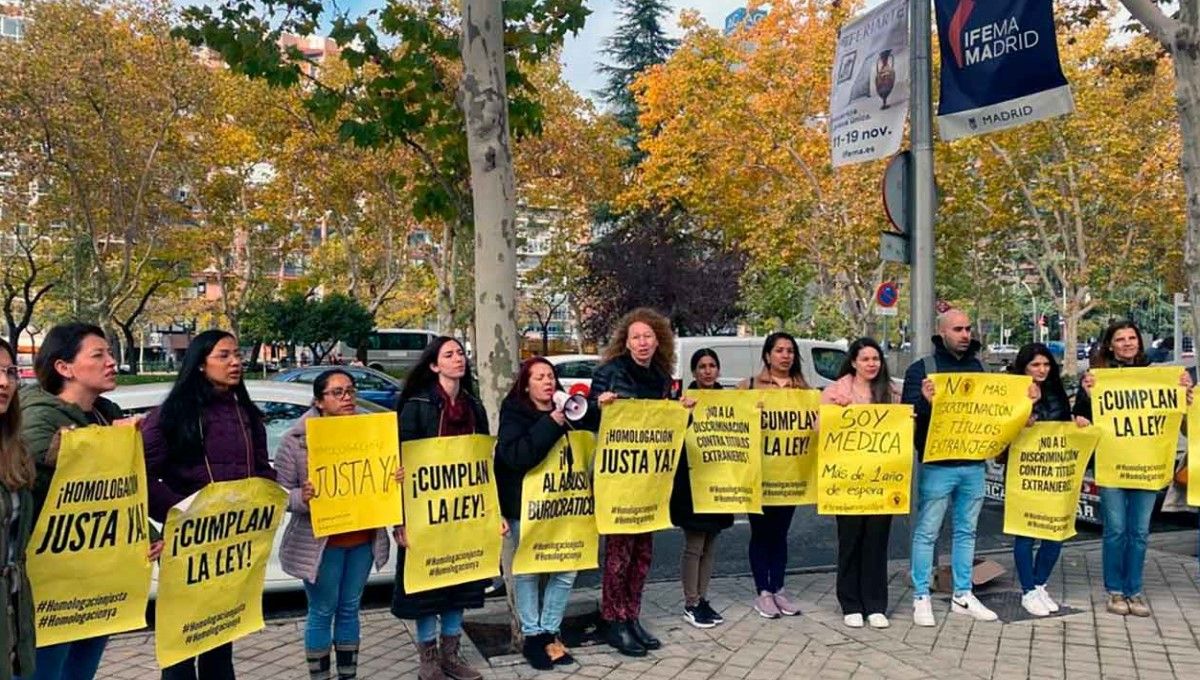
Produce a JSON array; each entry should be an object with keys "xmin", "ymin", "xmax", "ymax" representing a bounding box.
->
[
  {"xmin": 1012, "ymin": 536, "xmax": 1062, "ymax": 593},
  {"xmin": 22, "ymin": 636, "xmax": 107, "ymax": 680},
  {"xmin": 415, "ymin": 610, "xmax": 464, "ymax": 643},
  {"xmin": 510, "ymin": 519, "xmax": 577, "ymax": 636},
  {"xmin": 910, "ymin": 462, "xmax": 986, "ymax": 597},
  {"xmin": 681, "ymin": 530, "xmax": 719, "ymax": 606},
  {"xmin": 303, "ymin": 541, "xmax": 375, "ymax": 650},
  {"xmin": 1100, "ymin": 486, "xmax": 1156, "ymax": 596},
  {"xmin": 836, "ymin": 515, "xmax": 892, "ymax": 615},
  {"xmin": 747, "ymin": 505, "xmax": 796, "ymax": 594},
  {"xmin": 160, "ymin": 643, "xmax": 234, "ymax": 680}
]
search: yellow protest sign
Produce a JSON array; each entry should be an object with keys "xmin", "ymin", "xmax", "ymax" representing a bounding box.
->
[
  {"xmin": 306, "ymin": 412, "xmax": 402, "ymax": 537},
  {"xmin": 594, "ymin": 400, "xmax": 689, "ymax": 533},
  {"xmin": 1092, "ymin": 367, "xmax": 1186, "ymax": 490},
  {"xmin": 27, "ymin": 425, "xmax": 151, "ymax": 646},
  {"xmin": 684, "ymin": 390, "xmax": 762, "ymax": 514},
  {"xmin": 513, "ymin": 431, "xmax": 599, "ymax": 575},
  {"xmin": 923, "ymin": 373, "xmax": 1033, "ymax": 462},
  {"xmin": 1189, "ymin": 398, "xmax": 1200, "ymax": 506},
  {"xmin": 1003, "ymin": 423, "xmax": 1100, "ymax": 541},
  {"xmin": 401, "ymin": 435, "xmax": 502, "ymax": 593},
  {"xmin": 155, "ymin": 477, "xmax": 286, "ymax": 668},
  {"xmin": 816, "ymin": 404, "xmax": 914, "ymax": 515},
  {"xmin": 757, "ymin": 389, "xmax": 821, "ymax": 506}
]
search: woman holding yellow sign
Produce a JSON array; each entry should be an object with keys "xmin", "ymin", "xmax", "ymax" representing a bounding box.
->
[
  {"xmin": 391, "ymin": 337, "xmax": 496, "ymax": 680},
  {"xmin": 0, "ymin": 338, "xmax": 35, "ymax": 680},
  {"xmin": 143, "ymin": 331, "xmax": 277, "ymax": 680},
  {"xmin": 737, "ymin": 332, "xmax": 809, "ymax": 619},
  {"xmin": 820, "ymin": 338, "xmax": 897, "ymax": 630},
  {"xmin": 275, "ymin": 370, "xmax": 394, "ymax": 680},
  {"xmin": 1073, "ymin": 321, "xmax": 1194, "ymax": 618}
]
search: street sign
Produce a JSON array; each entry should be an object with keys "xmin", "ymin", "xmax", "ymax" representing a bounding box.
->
[
  {"xmin": 880, "ymin": 231, "xmax": 910, "ymax": 264},
  {"xmin": 876, "ymin": 281, "xmax": 899, "ymax": 307},
  {"xmin": 882, "ymin": 151, "xmax": 911, "ymax": 234},
  {"xmin": 723, "ymin": 7, "xmax": 768, "ymax": 35}
]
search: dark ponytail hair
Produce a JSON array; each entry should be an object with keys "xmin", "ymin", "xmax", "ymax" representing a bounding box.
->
[
  {"xmin": 689, "ymin": 348, "xmax": 720, "ymax": 372},
  {"xmin": 312, "ymin": 369, "xmax": 354, "ymax": 400},
  {"xmin": 158, "ymin": 330, "xmax": 262, "ymax": 463},
  {"xmin": 34, "ymin": 322, "xmax": 106, "ymax": 395}
]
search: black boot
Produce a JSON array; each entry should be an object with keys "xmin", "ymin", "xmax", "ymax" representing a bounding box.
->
[
  {"xmin": 306, "ymin": 648, "xmax": 331, "ymax": 679},
  {"xmin": 521, "ymin": 633, "xmax": 554, "ymax": 671},
  {"xmin": 334, "ymin": 643, "xmax": 358, "ymax": 679},
  {"xmin": 605, "ymin": 620, "xmax": 647, "ymax": 657},
  {"xmin": 629, "ymin": 619, "xmax": 662, "ymax": 650}
]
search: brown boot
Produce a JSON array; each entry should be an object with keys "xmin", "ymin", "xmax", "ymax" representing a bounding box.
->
[
  {"xmin": 439, "ymin": 634, "xmax": 482, "ymax": 680},
  {"xmin": 417, "ymin": 640, "xmax": 446, "ymax": 680}
]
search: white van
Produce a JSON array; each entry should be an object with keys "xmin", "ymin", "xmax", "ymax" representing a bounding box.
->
[
  {"xmin": 338, "ymin": 328, "xmax": 437, "ymax": 373},
  {"xmin": 673, "ymin": 336, "xmax": 848, "ymax": 389}
]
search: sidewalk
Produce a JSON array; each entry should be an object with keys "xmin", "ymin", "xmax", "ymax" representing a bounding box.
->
[{"xmin": 98, "ymin": 532, "xmax": 1200, "ymax": 679}]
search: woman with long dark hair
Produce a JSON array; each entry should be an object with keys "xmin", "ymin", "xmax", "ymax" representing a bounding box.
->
[
  {"xmin": 496, "ymin": 357, "xmax": 598, "ymax": 670},
  {"xmin": 821, "ymin": 338, "xmax": 896, "ymax": 629},
  {"xmin": 738, "ymin": 332, "xmax": 808, "ymax": 619},
  {"xmin": 0, "ymin": 339, "xmax": 35, "ymax": 680},
  {"xmin": 1005, "ymin": 343, "xmax": 1074, "ymax": 617},
  {"xmin": 1074, "ymin": 321, "xmax": 1193, "ymax": 617},
  {"xmin": 21, "ymin": 323, "xmax": 157, "ymax": 680},
  {"xmin": 589, "ymin": 308, "xmax": 679, "ymax": 656},
  {"xmin": 392, "ymin": 337, "xmax": 495, "ymax": 680},
  {"xmin": 142, "ymin": 330, "xmax": 275, "ymax": 679},
  {"xmin": 670, "ymin": 349, "xmax": 732, "ymax": 629},
  {"xmin": 276, "ymin": 370, "xmax": 392, "ymax": 679}
]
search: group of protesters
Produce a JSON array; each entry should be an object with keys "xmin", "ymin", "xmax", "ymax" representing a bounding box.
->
[{"xmin": 0, "ymin": 306, "xmax": 1193, "ymax": 679}]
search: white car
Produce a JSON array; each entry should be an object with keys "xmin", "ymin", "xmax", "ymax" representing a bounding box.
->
[
  {"xmin": 107, "ymin": 380, "xmax": 396, "ymax": 594},
  {"xmin": 545, "ymin": 354, "xmax": 600, "ymax": 397}
]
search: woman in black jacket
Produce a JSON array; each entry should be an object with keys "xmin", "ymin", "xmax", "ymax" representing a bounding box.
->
[
  {"xmin": 671, "ymin": 349, "xmax": 732, "ymax": 630},
  {"xmin": 392, "ymin": 337, "xmax": 493, "ymax": 680},
  {"xmin": 588, "ymin": 307, "xmax": 683, "ymax": 657},
  {"xmin": 495, "ymin": 357, "xmax": 599, "ymax": 671}
]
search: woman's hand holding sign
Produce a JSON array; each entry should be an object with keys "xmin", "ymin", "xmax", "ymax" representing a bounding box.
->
[{"xmin": 597, "ymin": 391, "xmax": 618, "ymax": 407}]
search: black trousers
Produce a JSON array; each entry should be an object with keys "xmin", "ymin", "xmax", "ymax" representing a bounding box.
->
[
  {"xmin": 836, "ymin": 514, "xmax": 892, "ymax": 615},
  {"xmin": 161, "ymin": 642, "xmax": 235, "ymax": 680}
]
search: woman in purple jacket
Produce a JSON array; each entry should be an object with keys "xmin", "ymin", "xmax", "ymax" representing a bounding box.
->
[
  {"xmin": 274, "ymin": 370, "xmax": 392, "ymax": 679},
  {"xmin": 141, "ymin": 330, "xmax": 276, "ymax": 680}
]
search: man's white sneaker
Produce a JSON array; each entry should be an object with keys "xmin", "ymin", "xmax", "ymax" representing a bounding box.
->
[
  {"xmin": 951, "ymin": 592, "xmax": 999, "ymax": 621},
  {"xmin": 912, "ymin": 596, "xmax": 936, "ymax": 627},
  {"xmin": 843, "ymin": 613, "xmax": 864, "ymax": 628},
  {"xmin": 1021, "ymin": 590, "xmax": 1050, "ymax": 617},
  {"xmin": 867, "ymin": 613, "xmax": 890, "ymax": 629},
  {"xmin": 1035, "ymin": 585, "xmax": 1060, "ymax": 612}
]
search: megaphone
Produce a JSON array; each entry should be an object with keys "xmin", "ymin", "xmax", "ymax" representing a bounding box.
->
[{"xmin": 552, "ymin": 391, "xmax": 588, "ymax": 422}]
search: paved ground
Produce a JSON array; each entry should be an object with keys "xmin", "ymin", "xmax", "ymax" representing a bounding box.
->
[{"xmin": 99, "ymin": 531, "xmax": 1200, "ymax": 679}]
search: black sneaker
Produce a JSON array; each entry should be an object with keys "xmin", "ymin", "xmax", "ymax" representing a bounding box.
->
[
  {"xmin": 683, "ymin": 604, "xmax": 716, "ymax": 629},
  {"xmin": 699, "ymin": 599, "xmax": 724, "ymax": 625}
]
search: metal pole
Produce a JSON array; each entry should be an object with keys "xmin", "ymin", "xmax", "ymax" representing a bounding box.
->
[{"xmin": 909, "ymin": 0, "xmax": 936, "ymax": 358}]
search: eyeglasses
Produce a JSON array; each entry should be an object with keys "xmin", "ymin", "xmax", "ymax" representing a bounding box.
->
[
  {"xmin": 0, "ymin": 366, "xmax": 18, "ymax": 383},
  {"xmin": 322, "ymin": 387, "xmax": 357, "ymax": 400}
]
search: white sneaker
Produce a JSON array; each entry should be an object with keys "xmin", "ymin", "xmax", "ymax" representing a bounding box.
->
[
  {"xmin": 951, "ymin": 592, "xmax": 999, "ymax": 621},
  {"xmin": 1035, "ymin": 585, "xmax": 1060, "ymax": 613},
  {"xmin": 1021, "ymin": 590, "xmax": 1050, "ymax": 617},
  {"xmin": 843, "ymin": 613, "xmax": 864, "ymax": 628},
  {"xmin": 913, "ymin": 596, "xmax": 936, "ymax": 627},
  {"xmin": 867, "ymin": 613, "xmax": 890, "ymax": 629}
]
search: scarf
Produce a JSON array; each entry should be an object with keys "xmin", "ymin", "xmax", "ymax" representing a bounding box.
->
[{"xmin": 437, "ymin": 383, "xmax": 476, "ymax": 436}]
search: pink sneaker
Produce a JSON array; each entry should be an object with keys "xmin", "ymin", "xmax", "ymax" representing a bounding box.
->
[
  {"xmin": 773, "ymin": 590, "xmax": 801, "ymax": 616},
  {"xmin": 754, "ymin": 592, "xmax": 781, "ymax": 619}
]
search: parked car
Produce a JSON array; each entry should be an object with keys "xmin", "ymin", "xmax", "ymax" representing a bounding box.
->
[
  {"xmin": 273, "ymin": 365, "xmax": 403, "ymax": 410},
  {"xmin": 673, "ymin": 336, "xmax": 847, "ymax": 389},
  {"xmin": 106, "ymin": 381, "xmax": 395, "ymax": 594},
  {"xmin": 545, "ymin": 354, "xmax": 599, "ymax": 397}
]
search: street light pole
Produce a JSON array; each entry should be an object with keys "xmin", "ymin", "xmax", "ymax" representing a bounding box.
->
[{"xmin": 909, "ymin": 0, "xmax": 936, "ymax": 357}]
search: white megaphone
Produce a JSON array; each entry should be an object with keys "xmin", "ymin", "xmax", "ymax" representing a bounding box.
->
[{"xmin": 552, "ymin": 391, "xmax": 588, "ymax": 422}]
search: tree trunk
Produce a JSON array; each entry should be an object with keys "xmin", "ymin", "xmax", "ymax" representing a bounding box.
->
[
  {"xmin": 1175, "ymin": 42, "xmax": 1200, "ymax": 370},
  {"xmin": 1063, "ymin": 294, "xmax": 1081, "ymax": 377}
]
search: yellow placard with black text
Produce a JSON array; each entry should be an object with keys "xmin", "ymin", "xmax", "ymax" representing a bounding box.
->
[
  {"xmin": 1093, "ymin": 367, "xmax": 1185, "ymax": 490},
  {"xmin": 816, "ymin": 404, "xmax": 914, "ymax": 515},
  {"xmin": 513, "ymin": 431, "xmax": 599, "ymax": 574},
  {"xmin": 594, "ymin": 400, "xmax": 689, "ymax": 534},
  {"xmin": 306, "ymin": 412, "xmax": 403, "ymax": 537},
  {"xmin": 155, "ymin": 477, "xmax": 286, "ymax": 668},
  {"xmin": 401, "ymin": 435, "xmax": 502, "ymax": 593},
  {"xmin": 27, "ymin": 425, "xmax": 152, "ymax": 646},
  {"xmin": 684, "ymin": 390, "xmax": 762, "ymax": 514},
  {"xmin": 1003, "ymin": 423, "xmax": 1099, "ymax": 541},
  {"xmin": 923, "ymin": 373, "xmax": 1032, "ymax": 462},
  {"xmin": 757, "ymin": 389, "xmax": 821, "ymax": 506},
  {"xmin": 1188, "ymin": 398, "xmax": 1200, "ymax": 506}
]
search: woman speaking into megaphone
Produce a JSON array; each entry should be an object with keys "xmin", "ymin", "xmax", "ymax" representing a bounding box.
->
[{"xmin": 495, "ymin": 357, "xmax": 599, "ymax": 670}]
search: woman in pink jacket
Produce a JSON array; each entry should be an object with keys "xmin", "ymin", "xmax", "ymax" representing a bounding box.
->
[
  {"xmin": 820, "ymin": 338, "xmax": 898, "ymax": 630},
  {"xmin": 275, "ymin": 369, "xmax": 393, "ymax": 679}
]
